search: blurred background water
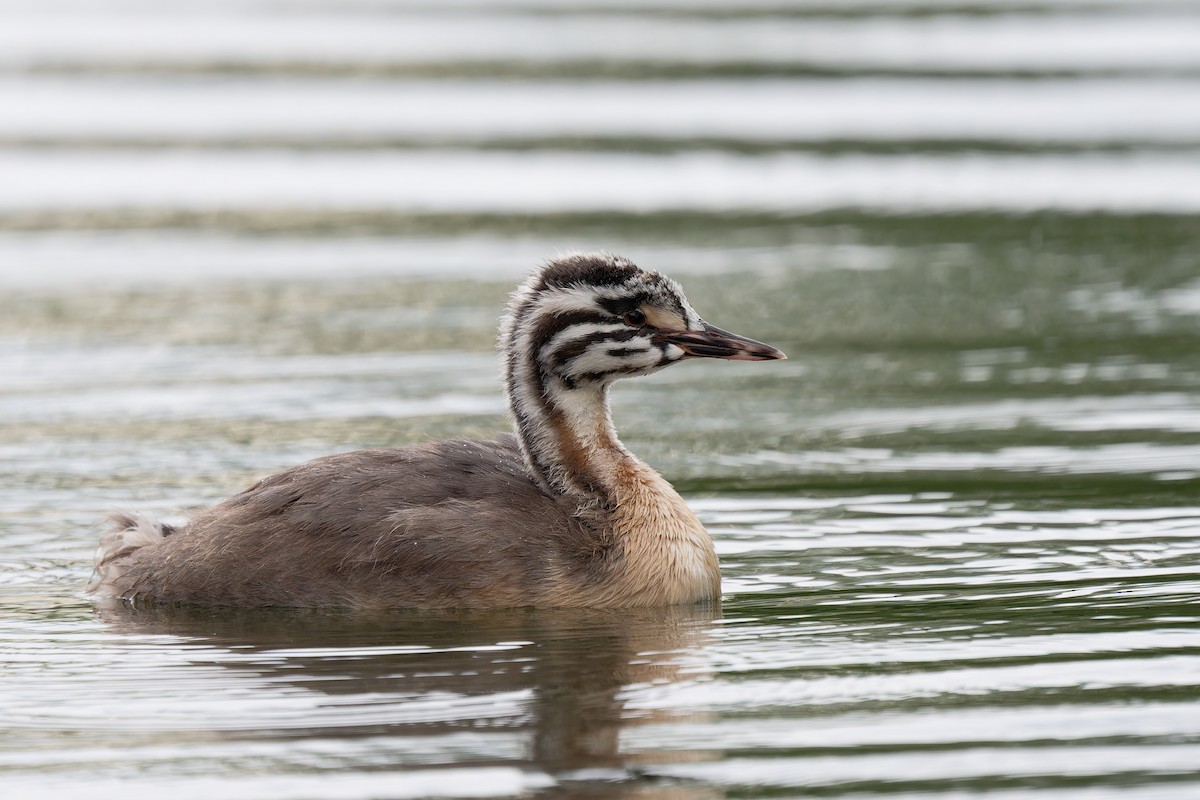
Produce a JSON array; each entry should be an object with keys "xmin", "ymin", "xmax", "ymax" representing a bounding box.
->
[{"xmin": 2, "ymin": 0, "xmax": 1200, "ymax": 798}]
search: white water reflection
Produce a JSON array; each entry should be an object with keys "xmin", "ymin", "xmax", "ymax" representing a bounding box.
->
[
  {"xmin": 0, "ymin": 232, "xmax": 891, "ymax": 289},
  {"xmin": 3, "ymin": 8, "xmax": 1199, "ymax": 73},
  {"xmin": 644, "ymin": 744, "xmax": 1200, "ymax": 789},
  {"xmin": 7, "ymin": 769, "xmax": 552, "ymax": 800},
  {"xmin": 723, "ymin": 443, "xmax": 1200, "ymax": 477},
  {"xmin": 814, "ymin": 393, "xmax": 1200, "ymax": 436},
  {"xmin": 7, "ymin": 78, "xmax": 1200, "ymax": 143},
  {"xmin": 5, "ymin": 149, "xmax": 1200, "ymax": 213}
]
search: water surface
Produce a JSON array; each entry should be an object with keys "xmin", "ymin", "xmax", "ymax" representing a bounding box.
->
[{"xmin": 2, "ymin": 1, "xmax": 1199, "ymax": 798}]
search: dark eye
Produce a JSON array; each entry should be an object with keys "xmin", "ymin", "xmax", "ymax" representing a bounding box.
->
[{"xmin": 623, "ymin": 309, "xmax": 647, "ymax": 327}]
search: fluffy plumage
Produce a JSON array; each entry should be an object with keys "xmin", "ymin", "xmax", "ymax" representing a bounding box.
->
[{"xmin": 89, "ymin": 253, "xmax": 783, "ymax": 609}]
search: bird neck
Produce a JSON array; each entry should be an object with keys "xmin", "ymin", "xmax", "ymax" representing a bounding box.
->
[
  {"xmin": 503, "ymin": 320, "xmax": 720, "ymax": 606},
  {"xmin": 506, "ymin": 363, "xmax": 635, "ymax": 507}
]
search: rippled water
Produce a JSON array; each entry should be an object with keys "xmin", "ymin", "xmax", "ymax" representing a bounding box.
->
[{"xmin": 3, "ymin": 0, "xmax": 1200, "ymax": 797}]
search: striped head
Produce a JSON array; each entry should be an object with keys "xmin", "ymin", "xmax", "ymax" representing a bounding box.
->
[
  {"xmin": 500, "ymin": 253, "xmax": 784, "ymax": 394},
  {"xmin": 501, "ymin": 252, "xmax": 784, "ymax": 499}
]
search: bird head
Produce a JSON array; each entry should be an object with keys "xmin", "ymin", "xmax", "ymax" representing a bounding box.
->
[{"xmin": 501, "ymin": 253, "xmax": 785, "ymax": 391}]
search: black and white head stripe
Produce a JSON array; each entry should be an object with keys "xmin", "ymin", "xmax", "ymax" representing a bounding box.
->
[
  {"xmin": 499, "ymin": 252, "xmax": 783, "ymax": 499},
  {"xmin": 500, "ymin": 253, "xmax": 702, "ymax": 392},
  {"xmin": 499, "ymin": 251, "xmax": 787, "ymax": 501},
  {"xmin": 498, "ymin": 253, "xmax": 703, "ymax": 497}
]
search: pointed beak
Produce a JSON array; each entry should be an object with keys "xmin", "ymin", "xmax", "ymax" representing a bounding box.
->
[{"xmin": 655, "ymin": 322, "xmax": 786, "ymax": 362}]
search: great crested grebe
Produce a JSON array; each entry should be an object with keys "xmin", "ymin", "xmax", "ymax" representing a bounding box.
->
[{"xmin": 89, "ymin": 253, "xmax": 785, "ymax": 609}]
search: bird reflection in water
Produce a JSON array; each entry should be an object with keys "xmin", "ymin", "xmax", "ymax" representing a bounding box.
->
[{"xmin": 95, "ymin": 603, "xmax": 724, "ymax": 797}]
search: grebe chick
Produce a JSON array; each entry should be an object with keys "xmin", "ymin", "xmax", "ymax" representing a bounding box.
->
[{"xmin": 89, "ymin": 253, "xmax": 785, "ymax": 609}]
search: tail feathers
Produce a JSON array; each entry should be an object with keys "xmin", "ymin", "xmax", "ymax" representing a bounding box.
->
[{"xmin": 87, "ymin": 512, "xmax": 177, "ymax": 595}]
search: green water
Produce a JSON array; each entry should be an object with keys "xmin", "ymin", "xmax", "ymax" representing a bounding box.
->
[{"xmin": 2, "ymin": 1, "xmax": 1200, "ymax": 798}]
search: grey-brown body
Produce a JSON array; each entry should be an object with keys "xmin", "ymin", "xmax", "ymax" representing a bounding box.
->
[
  {"xmin": 101, "ymin": 437, "xmax": 575, "ymax": 607},
  {"xmin": 89, "ymin": 254, "xmax": 783, "ymax": 609},
  {"xmin": 98, "ymin": 436, "xmax": 715, "ymax": 608}
]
